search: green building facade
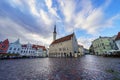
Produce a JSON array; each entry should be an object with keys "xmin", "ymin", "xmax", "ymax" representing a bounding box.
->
[{"xmin": 92, "ymin": 37, "xmax": 114, "ymax": 55}]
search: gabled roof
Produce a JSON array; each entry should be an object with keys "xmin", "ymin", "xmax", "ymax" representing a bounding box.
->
[
  {"xmin": 115, "ymin": 32, "xmax": 120, "ymax": 40},
  {"xmin": 32, "ymin": 45, "xmax": 46, "ymax": 51},
  {"xmin": 50, "ymin": 33, "xmax": 74, "ymax": 45},
  {"xmin": 3, "ymin": 39, "xmax": 9, "ymax": 44},
  {"xmin": 22, "ymin": 44, "xmax": 46, "ymax": 51},
  {"xmin": 0, "ymin": 39, "xmax": 9, "ymax": 46},
  {"xmin": 12, "ymin": 39, "xmax": 20, "ymax": 44}
]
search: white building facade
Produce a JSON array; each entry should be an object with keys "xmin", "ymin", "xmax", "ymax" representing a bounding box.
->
[
  {"xmin": 7, "ymin": 39, "xmax": 47, "ymax": 57},
  {"xmin": 7, "ymin": 39, "xmax": 21, "ymax": 54},
  {"xmin": 21, "ymin": 43, "xmax": 47, "ymax": 57},
  {"xmin": 78, "ymin": 45, "xmax": 84, "ymax": 56},
  {"xmin": 21, "ymin": 43, "xmax": 36, "ymax": 56},
  {"xmin": 33, "ymin": 45, "xmax": 47, "ymax": 57}
]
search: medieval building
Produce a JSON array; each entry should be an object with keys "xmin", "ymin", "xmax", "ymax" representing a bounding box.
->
[{"xmin": 49, "ymin": 25, "xmax": 78, "ymax": 57}]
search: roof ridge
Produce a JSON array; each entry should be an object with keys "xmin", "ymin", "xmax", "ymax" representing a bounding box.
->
[
  {"xmin": 115, "ymin": 32, "xmax": 120, "ymax": 40},
  {"xmin": 56, "ymin": 33, "xmax": 74, "ymax": 40},
  {"xmin": 50, "ymin": 33, "xmax": 74, "ymax": 45}
]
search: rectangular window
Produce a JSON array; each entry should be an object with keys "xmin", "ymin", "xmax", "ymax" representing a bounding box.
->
[
  {"xmin": 59, "ymin": 48, "xmax": 61, "ymax": 51},
  {"xmin": 2, "ymin": 45, "xmax": 6, "ymax": 48},
  {"xmin": 109, "ymin": 43, "xmax": 111, "ymax": 46},
  {"xmin": 102, "ymin": 43, "xmax": 104, "ymax": 46},
  {"xmin": 63, "ymin": 48, "xmax": 66, "ymax": 51},
  {"xmin": 103, "ymin": 47, "xmax": 105, "ymax": 49}
]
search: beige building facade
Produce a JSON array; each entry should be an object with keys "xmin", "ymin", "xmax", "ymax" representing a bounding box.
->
[{"xmin": 49, "ymin": 26, "xmax": 78, "ymax": 57}]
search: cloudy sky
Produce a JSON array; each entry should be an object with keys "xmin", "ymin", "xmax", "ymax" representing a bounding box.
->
[{"xmin": 0, "ymin": 0, "xmax": 120, "ymax": 49}]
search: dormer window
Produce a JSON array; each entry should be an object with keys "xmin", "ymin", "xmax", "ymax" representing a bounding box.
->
[
  {"xmin": 9, "ymin": 47, "xmax": 12, "ymax": 50},
  {"xmin": 14, "ymin": 48, "xmax": 16, "ymax": 50}
]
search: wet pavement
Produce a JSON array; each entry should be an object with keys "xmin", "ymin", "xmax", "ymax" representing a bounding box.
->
[{"xmin": 0, "ymin": 55, "xmax": 120, "ymax": 80}]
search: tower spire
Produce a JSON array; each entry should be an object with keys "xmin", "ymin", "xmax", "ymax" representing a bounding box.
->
[
  {"xmin": 54, "ymin": 25, "xmax": 56, "ymax": 33},
  {"xmin": 53, "ymin": 25, "xmax": 57, "ymax": 41}
]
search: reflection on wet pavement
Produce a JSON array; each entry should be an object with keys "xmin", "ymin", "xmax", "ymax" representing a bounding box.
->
[{"xmin": 0, "ymin": 55, "xmax": 120, "ymax": 80}]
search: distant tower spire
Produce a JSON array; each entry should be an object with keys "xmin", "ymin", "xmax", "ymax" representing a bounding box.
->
[
  {"xmin": 53, "ymin": 25, "xmax": 57, "ymax": 41},
  {"xmin": 54, "ymin": 25, "xmax": 56, "ymax": 33}
]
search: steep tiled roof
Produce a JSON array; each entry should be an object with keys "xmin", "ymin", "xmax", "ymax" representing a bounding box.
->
[
  {"xmin": 32, "ymin": 45, "xmax": 46, "ymax": 51},
  {"xmin": 115, "ymin": 32, "xmax": 120, "ymax": 40},
  {"xmin": 21, "ymin": 44, "xmax": 46, "ymax": 51},
  {"xmin": 2, "ymin": 39, "xmax": 9, "ymax": 44},
  {"xmin": 51, "ymin": 33, "xmax": 74, "ymax": 45}
]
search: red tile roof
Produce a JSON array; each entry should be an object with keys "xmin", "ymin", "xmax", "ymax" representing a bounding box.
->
[
  {"xmin": 32, "ymin": 45, "xmax": 46, "ymax": 51},
  {"xmin": 51, "ymin": 33, "xmax": 74, "ymax": 45},
  {"xmin": 3, "ymin": 39, "xmax": 9, "ymax": 44},
  {"xmin": 22, "ymin": 44, "xmax": 46, "ymax": 51},
  {"xmin": 115, "ymin": 32, "xmax": 120, "ymax": 40}
]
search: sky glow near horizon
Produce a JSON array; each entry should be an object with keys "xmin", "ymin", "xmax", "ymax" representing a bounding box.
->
[{"xmin": 0, "ymin": 0, "xmax": 120, "ymax": 49}]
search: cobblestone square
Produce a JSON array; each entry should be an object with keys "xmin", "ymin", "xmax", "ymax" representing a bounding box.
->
[{"xmin": 0, "ymin": 55, "xmax": 120, "ymax": 80}]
